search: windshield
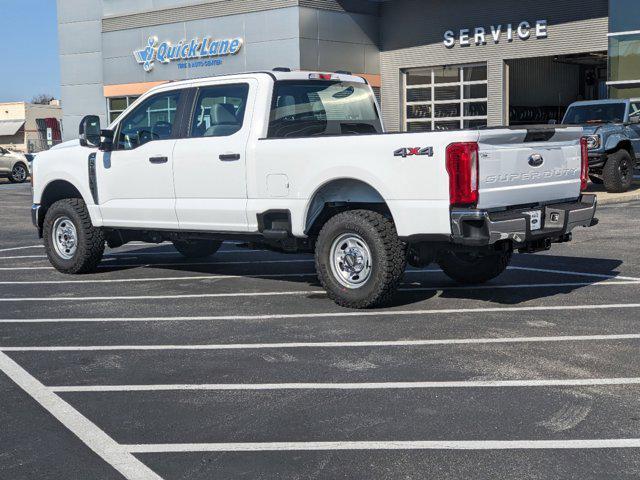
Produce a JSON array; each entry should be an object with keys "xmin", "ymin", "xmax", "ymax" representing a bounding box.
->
[
  {"xmin": 562, "ymin": 103, "xmax": 626, "ymax": 124},
  {"xmin": 268, "ymin": 80, "xmax": 382, "ymax": 138}
]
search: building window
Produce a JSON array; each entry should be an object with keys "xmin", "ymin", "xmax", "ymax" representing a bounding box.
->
[
  {"xmin": 404, "ymin": 64, "xmax": 488, "ymax": 132},
  {"xmin": 609, "ymin": 0, "xmax": 640, "ymax": 34},
  {"xmin": 609, "ymin": 34, "xmax": 640, "ymax": 83},
  {"xmin": 107, "ymin": 96, "xmax": 139, "ymax": 123}
]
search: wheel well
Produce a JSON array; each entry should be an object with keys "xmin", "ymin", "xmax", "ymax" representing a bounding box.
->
[
  {"xmin": 38, "ymin": 180, "xmax": 83, "ymax": 231},
  {"xmin": 305, "ymin": 179, "xmax": 392, "ymax": 236},
  {"xmin": 611, "ymin": 140, "xmax": 634, "ymax": 156}
]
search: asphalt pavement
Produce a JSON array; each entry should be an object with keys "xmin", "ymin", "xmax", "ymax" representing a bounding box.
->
[{"xmin": 1, "ymin": 182, "xmax": 640, "ymax": 479}]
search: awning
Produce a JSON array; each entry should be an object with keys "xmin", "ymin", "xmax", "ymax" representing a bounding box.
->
[{"xmin": 0, "ymin": 120, "xmax": 25, "ymax": 136}]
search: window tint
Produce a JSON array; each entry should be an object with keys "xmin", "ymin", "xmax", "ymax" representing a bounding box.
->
[
  {"xmin": 116, "ymin": 91, "xmax": 181, "ymax": 150},
  {"xmin": 190, "ymin": 84, "xmax": 249, "ymax": 138},
  {"xmin": 268, "ymin": 81, "xmax": 381, "ymax": 138}
]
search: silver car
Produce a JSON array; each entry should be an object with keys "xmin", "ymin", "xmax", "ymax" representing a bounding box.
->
[{"xmin": 0, "ymin": 147, "xmax": 30, "ymax": 183}]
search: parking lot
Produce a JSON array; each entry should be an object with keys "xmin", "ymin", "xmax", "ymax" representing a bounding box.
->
[{"xmin": 2, "ymin": 181, "xmax": 640, "ymax": 479}]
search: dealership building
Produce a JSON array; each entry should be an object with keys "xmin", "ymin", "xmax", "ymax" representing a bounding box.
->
[{"xmin": 57, "ymin": 0, "xmax": 639, "ymax": 140}]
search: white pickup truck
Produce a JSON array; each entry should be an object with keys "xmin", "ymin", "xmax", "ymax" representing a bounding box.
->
[{"xmin": 31, "ymin": 70, "xmax": 597, "ymax": 308}]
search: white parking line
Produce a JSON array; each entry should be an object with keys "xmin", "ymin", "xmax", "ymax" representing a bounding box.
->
[
  {"xmin": 0, "ymin": 351, "xmax": 162, "ymax": 480},
  {"xmin": 1, "ymin": 302, "xmax": 639, "ymax": 323},
  {"xmin": 4, "ymin": 333, "xmax": 640, "ymax": 351},
  {"xmin": 508, "ymin": 266, "xmax": 640, "ymax": 282},
  {"xmin": 0, "ymin": 259, "xmax": 315, "ymax": 271},
  {"xmin": 124, "ymin": 438, "xmax": 640, "ymax": 452},
  {"xmin": 0, "ymin": 290, "xmax": 325, "ymax": 302},
  {"xmin": 0, "ymin": 250, "xmax": 270, "ymax": 260},
  {"xmin": 0, "ymin": 280, "xmax": 637, "ymax": 302},
  {"xmin": 50, "ymin": 377, "xmax": 640, "ymax": 393},
  {"xmin": 0, "ymin": 245, "xmax": 43, "ymax": 253},
  {"xmin": 0, "ymin": 273, "xmax": 318, "ymax": 285}
]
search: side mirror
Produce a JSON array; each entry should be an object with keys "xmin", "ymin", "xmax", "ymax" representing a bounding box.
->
[
  {"xmin": 548, "ymin": 119, "xmax": 557, "ymax": 125},
  {"xmin": 79, "ymin": 115, "xmax": 101, "ymax": 148}
]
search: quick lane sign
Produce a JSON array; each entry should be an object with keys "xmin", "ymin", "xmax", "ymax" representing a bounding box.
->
[{"xmin": 134, "ymin": 35, "xmax": 243, "ymax": 72}]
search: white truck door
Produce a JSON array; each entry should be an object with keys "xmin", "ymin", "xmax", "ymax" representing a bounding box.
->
[
  {"xmin": 96, "ymin": 89, "xmax": 182, "ymax": 229},
  {"xmin": 172, "ymin": 80, "xmax": 256, "ymax": 231}
]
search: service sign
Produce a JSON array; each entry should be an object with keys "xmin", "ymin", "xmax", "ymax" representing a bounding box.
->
[
  {"xmin": 444, "ymin": 20, "xmax": 548, "ymax": 48},
  {"xmin": 134, "ymin": 35, "xmax": 243, "ymax": 72}
]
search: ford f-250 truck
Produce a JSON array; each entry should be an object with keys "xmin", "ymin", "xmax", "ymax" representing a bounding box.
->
[{"xmin": 31, "ymin": 70, "xmax": 597, "ymax": 308}]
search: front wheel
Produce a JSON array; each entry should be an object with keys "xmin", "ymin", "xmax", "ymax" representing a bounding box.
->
[
  {"xmin": 315, "ymin": 210, "xmax": 407, "ymax": 309},
  {"xmin": 438, "ymin": 248, "xmax": 512, "ymax": 285},
  {"xmin": 9, "ymin": 162, "xmax": 28, "ymax": 183},
  {"xmin": 603, "ymin": 149, "xmax": 634, "ymax": 193},
  {"xmin": 43, "ymin": 198, "xmax": 105, "ymax": 273},
  {"xmin": 173, "ymin": 240, "xmax": 221, "ymax": 259}
]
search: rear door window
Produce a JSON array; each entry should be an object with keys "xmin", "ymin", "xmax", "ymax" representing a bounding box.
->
[
  {"xmin": 190, "ymin": 84, "xmax": 249, "ymax": 138},
  {"xmin": 267, "ymin": 80, "xmax": 382, "ymax": 138}
]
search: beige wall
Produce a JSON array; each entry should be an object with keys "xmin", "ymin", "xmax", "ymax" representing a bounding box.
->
[{"xmin": 0, "ymin": 102, "xmax": 63, "ymax": 152}]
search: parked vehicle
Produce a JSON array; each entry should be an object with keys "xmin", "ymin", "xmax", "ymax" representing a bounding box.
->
[
  {"xmin": 562, "ymin": 99, "xmax": 640, "ymax": 193},
  {"xmin": 0, "ymin": 147, "xmax": 30, "ymax": 183},
  {"xmin": 31, "ymin": 70, "xmax": 597, "ymax": 308}
]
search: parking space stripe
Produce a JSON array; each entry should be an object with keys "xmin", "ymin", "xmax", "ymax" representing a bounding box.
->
[
  {"xmin": 4, "ymin": 333, "xmax": 640, "ymax": 351},
  {"xmin": 50, "ymin": 377, "xmax": 640, "ymax": 392},
  {"xmin": 123, "ymin": 438, "xmax": 640, "ymax": 452},
  {"xmin": 0, "ymin": 351, "xmax": 163, "ymax": 480},
  {"xmin": 0, "ymin": 250, "xmax": 268, "ymax": 260},
  {"xmin": 0, "ymin": 280, "xmax": 637, "ymax": 302},
  {"xmin": 0, "ymin": 245, "xmax": 43, "ymax": 253},
  {"xmin": 0, "ymin": 273, "xmax": 318, "ymax": 285},
  {"xmin": 508, "ymin": 266, "xmax": 640, "ymax": 282},
  {"xmin": 1, "ymin": 302, "xmax": 640, "ymax": 323},
  {"xmin": 0, "ymin": 259, "xmax": 315, "ymax": 270}
]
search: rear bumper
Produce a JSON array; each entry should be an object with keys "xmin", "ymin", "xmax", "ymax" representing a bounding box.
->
[{"xmin": 450, "ymin": 194, "xmax": 598, "ymax": 247}]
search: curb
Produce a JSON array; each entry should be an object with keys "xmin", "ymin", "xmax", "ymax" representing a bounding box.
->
[{"xmin": 597, "ymin": 193, "xmax": 640, "ymax": 206}]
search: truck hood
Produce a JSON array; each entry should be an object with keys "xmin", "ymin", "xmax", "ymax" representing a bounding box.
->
[
  {"xmin": 580, "ymin": 123, "xmax": 623, "ymax": 136},
  {"xmin": 50, "ymin": 139, "xmax": 80, "ymax": 151}
]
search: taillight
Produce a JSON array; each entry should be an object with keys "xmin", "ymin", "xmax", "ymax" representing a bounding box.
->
[
  {"xmin": 446, "ymin": 142, "xmax": 479, "ymax": 207},
  {"xmin": 580, "ymin": 137, "xmax": 589, "ymax": 191}
]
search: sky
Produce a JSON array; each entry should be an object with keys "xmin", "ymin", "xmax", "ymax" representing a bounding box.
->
[{"xmin": 0, "ymin": 0, "xmax": 61, "ymax": 102}]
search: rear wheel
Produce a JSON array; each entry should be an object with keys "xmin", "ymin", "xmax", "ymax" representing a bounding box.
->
[
  {"xmin": 603, "ymin": 149, "xmax": 633, "ymax": 193},
  {"xmin": 43, "ymin": 198, "xmax": 105, "ymax": 273},
  {"xmin": 438, "ymin": 247, "xmax": 512, "ymax": 285},
  {"xmin": 173, "ymin": 240, "xmax": 222, "ymax": 259},
  {"xmin": 9, "ymin": 162, "xmax": 28, "ymax": 183},
  {"xmin": 315, "ymin": 210, "xmax": 406, "ymax": 309}
]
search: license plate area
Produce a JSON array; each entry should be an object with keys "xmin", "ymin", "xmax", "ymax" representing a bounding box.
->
[{"xmin": 524, "ymin": 210, "xmax": 542, "ymax": 231}]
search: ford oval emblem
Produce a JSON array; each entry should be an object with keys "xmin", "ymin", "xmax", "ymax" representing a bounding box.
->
[{"xmin": 528, "ymin": 154, "xmax": 544, "ymax": 167}]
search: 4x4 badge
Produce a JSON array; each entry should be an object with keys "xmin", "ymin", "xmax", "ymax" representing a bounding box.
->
[{"xmin": 394, "ymin": 147, "xmax": 434, "ymax": 158}]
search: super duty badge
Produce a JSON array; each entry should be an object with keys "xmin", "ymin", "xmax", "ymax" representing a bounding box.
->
[{"xmin": 393, "ymin": 147, "xmax": 434, "ymax": 158}]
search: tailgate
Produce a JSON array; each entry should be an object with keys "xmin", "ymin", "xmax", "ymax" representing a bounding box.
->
[{"xmin": 477, "ymin": 126, "xmax": 583, "ymax": 209}]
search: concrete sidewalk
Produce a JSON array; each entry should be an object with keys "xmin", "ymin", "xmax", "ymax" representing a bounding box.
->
[{"xmin": 587, "ymin": 176, "xmax": 640, "ymax": 205}]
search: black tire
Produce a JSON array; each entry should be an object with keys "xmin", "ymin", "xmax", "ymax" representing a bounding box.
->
[
  {"xmin": 173, "ymin": 240, "xmax": 222, "ymax": 259},
  {"xmin": 315, "ymin": 210, "xmax": 407, "ymax": 309},
  {"xmin": 588, "ymin": 174, "xmax": 603, "ymax": 185},
  {"xmin": 603, "ymin": 149, "xmax": 634, "ymax": 193},
  {"xmin": 438, "ymin": 248, "xmax": 512, "ymax": 285},
  {"xmin": 43, "ymin": 198, "xmax": 105, "ymax": 274},
  {"xmin": 8, "ymin": 162, "xmax": 28, "ymax": 183}
]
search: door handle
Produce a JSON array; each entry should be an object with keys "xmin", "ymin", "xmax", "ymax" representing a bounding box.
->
[
  {"xmin": 149, "ymin": 156, "xmax": 168, "ymax": 164},
  {"xmin": 219, "ymin": 153, "xmax": 241, "ymax": 161}
]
